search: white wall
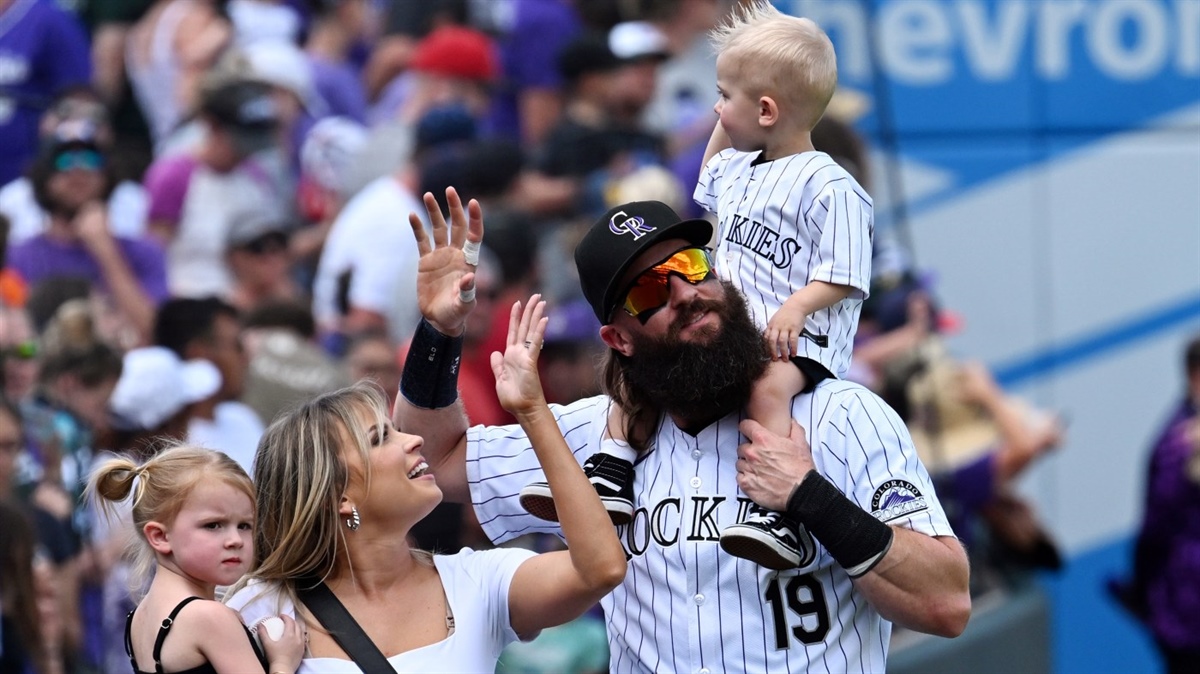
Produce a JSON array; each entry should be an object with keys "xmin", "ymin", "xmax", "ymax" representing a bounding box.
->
[{"xmin": 900, "ymin": 103, "xmax": 1200, "ymax": 551}]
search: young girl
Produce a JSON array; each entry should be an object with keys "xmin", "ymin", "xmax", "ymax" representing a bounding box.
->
[{"xmin": 87, "ymin": 446, "xmax": 305, "ymax": 674}]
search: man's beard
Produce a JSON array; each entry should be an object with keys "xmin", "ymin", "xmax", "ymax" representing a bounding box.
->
[{"xmin": 619, "ymin": 281, "xmax": 769, "ymax": 427}]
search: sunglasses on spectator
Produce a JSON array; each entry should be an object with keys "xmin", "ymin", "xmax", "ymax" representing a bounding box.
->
[
  {"xmin": 618, "ymin": 247, "xmax": 715, "ymax": 324},
  {"xmin": 2, "ymin": 340, "xmax": 38, "ymax": 360},
  {"xmin": 53, "ymin": 149, "xmax": 104, "ymax": 172},
  {"xmin": 240, "ymin": 232, "xmax": 289, "ymax": 256}
]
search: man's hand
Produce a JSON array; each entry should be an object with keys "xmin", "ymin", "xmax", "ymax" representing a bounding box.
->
[
  {"xmin": 735, "ymin": 418, "xmax": 815, "ymax": 511},
  {"xmin": 74, "ymin": 202, "xmax": 115, "ymax": 254},
  {"xmin": 408, "ymin": 186, "xmax": 484, "ymax": 336}
]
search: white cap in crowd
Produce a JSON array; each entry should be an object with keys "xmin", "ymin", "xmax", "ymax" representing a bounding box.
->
[
  {"xmin": 608, "ymin": 21, "xmax": 671, "ymax": 62},
  {"xmin": 301, "ymin": 116, "xmax": 370, "ymax": 197},
  {"xmin": 243, "ymin": 41, "xmax": 328, "ymax": 116},
  {"xmin": 109, "ymin": 347, "xmax": 222, "ymax": 431}
]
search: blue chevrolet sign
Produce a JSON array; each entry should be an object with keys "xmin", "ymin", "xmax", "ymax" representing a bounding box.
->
[{"xmin": 788, "ymin": 0, "xmax": 1200, "ymax": 192}]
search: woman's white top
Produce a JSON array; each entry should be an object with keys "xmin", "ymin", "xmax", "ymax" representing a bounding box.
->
[{"xmin": 226, "ymin": 547, "xmax": 536, "ymax": 673}]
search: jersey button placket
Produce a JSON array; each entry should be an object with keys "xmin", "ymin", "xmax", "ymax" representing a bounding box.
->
[{"xmin": 689, "ymin": 437, "xmax": 703, "ymax": 489}]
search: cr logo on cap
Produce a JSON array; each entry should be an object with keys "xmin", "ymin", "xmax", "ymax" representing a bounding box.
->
[{"xmin": 609, "ymin": 211, "xmax": 656, "ymax": 240}]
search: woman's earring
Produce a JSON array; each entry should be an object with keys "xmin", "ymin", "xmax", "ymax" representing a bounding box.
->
[{"xmin": 346, "ymin": 507, "xmax": 361, "ymax": 531}]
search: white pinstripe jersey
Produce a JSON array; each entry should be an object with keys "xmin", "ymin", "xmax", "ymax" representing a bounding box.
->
[
  {"xmin": 467, "ymin": 380, "xmax": 955, "ymax": 674},
  {"xmin": 695, "ymin": 149, "xmax": 874, "ymax": 378}
]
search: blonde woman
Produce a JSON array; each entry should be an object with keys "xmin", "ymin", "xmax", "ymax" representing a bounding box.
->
[{"xmin": 226, "ymin": 296, "xmax": 626, "ymax": 672}]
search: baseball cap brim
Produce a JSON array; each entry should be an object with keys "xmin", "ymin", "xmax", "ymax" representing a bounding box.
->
[
  {"xmin": 598, "ymin": 217, "xmax": 713, "ymax": 323},
  {"xmin": 229, "ymin": 126, "xmax": 278, "ymax": 158}
]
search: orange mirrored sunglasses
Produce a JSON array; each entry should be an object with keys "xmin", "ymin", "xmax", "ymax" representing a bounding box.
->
[{"xmin": 618, "ymin": 247, "xmax": 715, "ymax": 323}]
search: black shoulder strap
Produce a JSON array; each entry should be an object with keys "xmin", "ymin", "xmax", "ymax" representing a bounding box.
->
[
  {"xmin": 152, "ymin": 596, "xmax": 203, "ymax": 674},
  {"xmin": 296, "ymin": 580, "xmax": 393, "ymax": 674},
  {"xmin": 124, "ymin": 609, "xmax": 138, "ymax": 673}
]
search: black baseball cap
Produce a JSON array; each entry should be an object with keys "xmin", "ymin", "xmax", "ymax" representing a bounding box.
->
[
  {"xmin": 199, "ymin": 79, "xmax": 280, "ymax": 157},
  {"xmin": 557, "ymin": 33, "xmax": 621, "ymax": 83},
  {"xmin": 575, "ymin": 201, "xmax": 713, "ymax": 324}
]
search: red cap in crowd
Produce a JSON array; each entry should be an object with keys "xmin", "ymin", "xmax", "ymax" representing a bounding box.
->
[{"xmin": 410, "ymin": 26, "xmax": 499, "ymax": 82}]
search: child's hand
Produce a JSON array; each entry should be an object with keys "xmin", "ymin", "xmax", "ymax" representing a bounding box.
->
[
  {"xmin": 491, "ymin": 294, "xmax": 549, "ymax": 416},
  {"xmin": 260, "ymin": 614, "xmax": 306, "ymax": 673},
  {"xmin": 766, "ymin": 304, "xmax": 808, "ymax": 361}
]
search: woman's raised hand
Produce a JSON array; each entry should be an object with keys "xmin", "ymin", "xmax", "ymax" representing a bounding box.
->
[
  {"xmin": 491, "ymin": 295, "xmax": 549, "ymax": 417},
  {"xmin": 408, "ymin": 186, "xmax": 484, "ymax": 336}
]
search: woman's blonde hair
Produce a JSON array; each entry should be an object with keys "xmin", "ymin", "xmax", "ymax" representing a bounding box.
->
[
  {"xmin": 235, "ymin": 382, "xmax": 392, "ymax": 606},
  {"xmin": 710, "ymin": 0, "xmax": 838, "ymax": 130},
  {"xmin": 86, "ymin": 443, "xmax": 254, "ymax": 598}
]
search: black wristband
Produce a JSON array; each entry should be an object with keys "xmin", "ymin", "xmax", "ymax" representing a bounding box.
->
[
  {"xmin": 399, "ymin": 318, "xmax": 464, "ymax": 409},
  {"xmin": 786, "ymin": 470, "xmax": 895, "ymax": 578}
]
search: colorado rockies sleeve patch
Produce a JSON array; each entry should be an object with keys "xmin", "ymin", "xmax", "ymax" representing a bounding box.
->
[{"xmin": 870, "ymin": 480, "xmax": 929, "ymax": 522}]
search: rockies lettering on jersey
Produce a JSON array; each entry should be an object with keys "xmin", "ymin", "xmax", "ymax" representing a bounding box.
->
[
  {"xmin": 695, "ymin": 149, "xmax": 875, "ymax": 379},
  {"xmin": 723, "ymin": 213, "xmax": 801, "ymax": 268},
  {"xmin": 467, "ymin": 385, "xmax": 956, "ymax": 674},
  {"xmin": 621, "ymin": 494, "xmax": 820, "ymax": 567}
]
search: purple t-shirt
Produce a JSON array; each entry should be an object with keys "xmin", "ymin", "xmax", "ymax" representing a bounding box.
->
[
  {"xmin": 486, "ymin": 0, "xmax": 581, "ymax": 142},
  {"xmin": 310, "ymin": 55, "xmax": 367, "ymax": 124},
  {"xmin": 932, "ymin": 453, "xmax": 996, "ymax": 550},
  {"xmin": 1136, "ymin": 397, "xmax": 1200, "ymax": 650},
  {"xmin": 9, "ymin": 233, "xmax": 169, "ymax": 304},
  {"xmin": 143, "ymin": 154, "xmax": 201, "ymax": 226},
  {"xmin": 0, "ymin": 0, "xmax": 92, "ymax": 184}
]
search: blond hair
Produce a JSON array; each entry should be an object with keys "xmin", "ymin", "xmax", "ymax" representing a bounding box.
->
[
  {"xmin": 86, "ymin": 444, "xmax": 254, "ymax": 598},
  {"xmin": 232, "ymin": 382, "xmax": 396, "ymax": 610},
  {"xmin": 710, "ymin": 1, "xmax": 837, "ymax": 130}
]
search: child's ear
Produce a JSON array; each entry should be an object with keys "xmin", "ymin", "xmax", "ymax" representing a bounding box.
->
[
  {"xmin": 144, "ymin": 521, "xmax": 171, "ymax": 555},
  {"xmin": 758, "ymin": 95, "xmax": 779, "ymax": 128}
]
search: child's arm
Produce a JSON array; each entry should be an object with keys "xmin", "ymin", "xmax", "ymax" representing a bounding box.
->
[
  {"xmin": 748, "ymin": 361, "xmax": 808, "ymax": 438},
  {"xmin": 766, "ymin": 280, "xmax": 854, "ymax": 360},
  {"xmin": 191, "ymin": 602, "xmax": 305, "ymax": 674},
  {"xmin": 493, "ymin": 296, "xmax": 627, "ymax": 637},
  {"xmin": 700, "ymin": 120, "xmax": 732, "ymax": 174}
]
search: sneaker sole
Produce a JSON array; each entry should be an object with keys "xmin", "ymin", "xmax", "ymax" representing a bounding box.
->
[
  {"xmin": 519, "ymin": 487, "xmax": 634, "ymax": 526},
  {"xmin": 519, "ymin": 491, "xmax": 561, "ymax": 522},
  {"xmin": 719, "ymin": 526, "xmax": 801, "ymax": 570},
  {"xmin": 601, "ymin": 496, "xmax": 634, "ymax": 526}
]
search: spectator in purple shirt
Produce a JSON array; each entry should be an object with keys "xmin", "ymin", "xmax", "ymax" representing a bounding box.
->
[
  {"xmin": 1126, "ymin": 333, "xmax": 1200, "ymax": 673},
  {"xmin": 484, "ymin": 0, "xmax": 582, "ymax": 145},
  {"xmin": 0, "ymin": 0, "xmax": 92, "ymax": 185},
  {"xmin": 305, "ymin": 0, "xmax": 370, "ymax": 124},
  {"xmin": 7, "ymin": 117, "xmax": 166, "ymax": 344}
]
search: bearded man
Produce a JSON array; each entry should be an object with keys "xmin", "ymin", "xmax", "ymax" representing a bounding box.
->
[{"xmin": 396, "ymin": 190, "xmax": 969, "ymax": 673}]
